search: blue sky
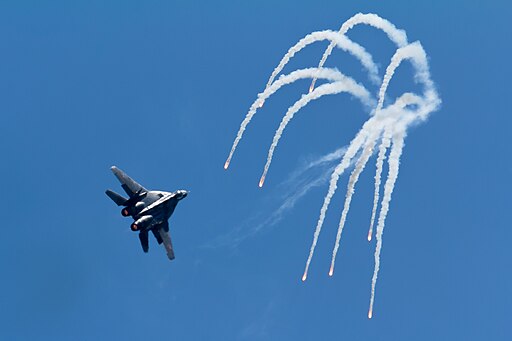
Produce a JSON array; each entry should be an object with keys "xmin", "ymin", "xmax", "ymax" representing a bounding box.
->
[{"xmin": 0, "ymin": 1, "xmax": 510, "ymax": 340}]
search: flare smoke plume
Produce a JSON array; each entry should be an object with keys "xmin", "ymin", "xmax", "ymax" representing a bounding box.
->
[{"xmin": 224, "ymin": 13, "xmax": 440, "ymax": 317}]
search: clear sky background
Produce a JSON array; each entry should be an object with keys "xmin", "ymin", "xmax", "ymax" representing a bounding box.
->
[{"xmin": 0, "ymin": 1, "xmax": 510, "ymax": 340}]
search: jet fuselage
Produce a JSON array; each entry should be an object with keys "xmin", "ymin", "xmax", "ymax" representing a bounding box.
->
[{"xmin": 106, "ymin": 166, "xmax": 188, "ymax": 260}]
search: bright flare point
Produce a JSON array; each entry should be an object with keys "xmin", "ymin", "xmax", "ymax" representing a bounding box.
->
[
  {"xmin": 259, "ymin": 100, "xmax": 265, "ymax": 108},
  {"xmin": 302, "ymin": 273, "xmax": 307, "ymax": 282},
  {"xmin": 367, "ymin": 231, "xmax": 372, "ymax": 241},
  {"xmin": 368, "ymin": 309, "xmax": 373, "ymax": 319},
  {"xmin": 224, "ymin": 160, "xmax": 230, "ymax": 170},
  {"xmin": 309, "ymin": 84, "xmax": 314, "ymax": 93},
  {"xmin": 259, "ymin": 176, "xmax": 265, "ymax": 188},
  {"xmin": 328, "ymin": 266, "xmax": 334, "ymax": 277}
]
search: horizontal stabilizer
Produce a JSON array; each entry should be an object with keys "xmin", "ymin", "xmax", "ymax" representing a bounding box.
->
[{"xmin": 105, "ymin": 189, "xmax": 128, "ymax": 206}]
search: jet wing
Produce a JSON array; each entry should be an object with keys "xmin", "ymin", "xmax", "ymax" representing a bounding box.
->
[
  {"xmin": 156, "ymin": 221, "xmax": 175, "ymax": 260},
  {"xmin": 110, "ymin": 166, "xmax": 147, "ymax": 198}
]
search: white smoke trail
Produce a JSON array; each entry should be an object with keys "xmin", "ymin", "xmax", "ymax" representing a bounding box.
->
[
  {"xmin": 367, "ymin": 92, "xmax": 424, "ymax": 242},
  {"xmin": 365, "ymin": 43, "xmax": 440, "ymax": 316},
  {"xmin": 264, "ymin": 30, "xmax": 381, "ymax": 93},
  {"xmin": 307, "ymin": 147, "xmax": 346, "ymax": 168},
  {"xmin": 358, "ymin": 44, "xmax": 425, "ymax": 245},
  {"xmin": 378, "ymin": 41, "xmax": 440, "ymax": 118},
  {"xmin": 310, "ymin": 12, "xmax": 409, "ymax": 91},
  {"xmin": 302, "ymin": 119, "xmax": 377, "ymax": 281},
  {"xmin": 225, "ymin": 67, "xmax": 351, "ymax": 170},
  {"xmin": 329, "ymin": 136, "xmax": 378, "ymax": 276},
  {"xmin": 367, "ymin": 131, "xmax": 391, "ymax": 241},
  {"xmin": 301, "ymin": 91, "xmax": 424, "ymax": 281},
  {"xmin": 362, "ymin": 42, "xmax": 438, "ymax": 245},
  {"xmin": 302, "ymin": 40, "xmax": 439, "ymax": 296},
  {"xmin": 281, "ymin": 146, "xmax": 347, "ymax": 189},
  {"xmin": 377, "ymin": 53, "xmax": 402, "ymax": 111},
  {"xmin": 259, "ymin": 77, "xmax": 373, "ymax": 187},
  {"xmin": 339, "ymin": 12, "xmax": 408, "ymax": 46},
  {"xmin": 368, "ymin": 132, "xmax": 405, "ymax": 319}
]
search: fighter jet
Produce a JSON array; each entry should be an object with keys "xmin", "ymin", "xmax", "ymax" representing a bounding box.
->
[{"xmin": 105, "ymin": 166, "xmax": 188, "ymax": 260}]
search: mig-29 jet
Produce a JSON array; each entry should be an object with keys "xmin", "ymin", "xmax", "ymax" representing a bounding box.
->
[{"xmin": 105, "ymin": 166, "xmax": 188, "ymax": 260}]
